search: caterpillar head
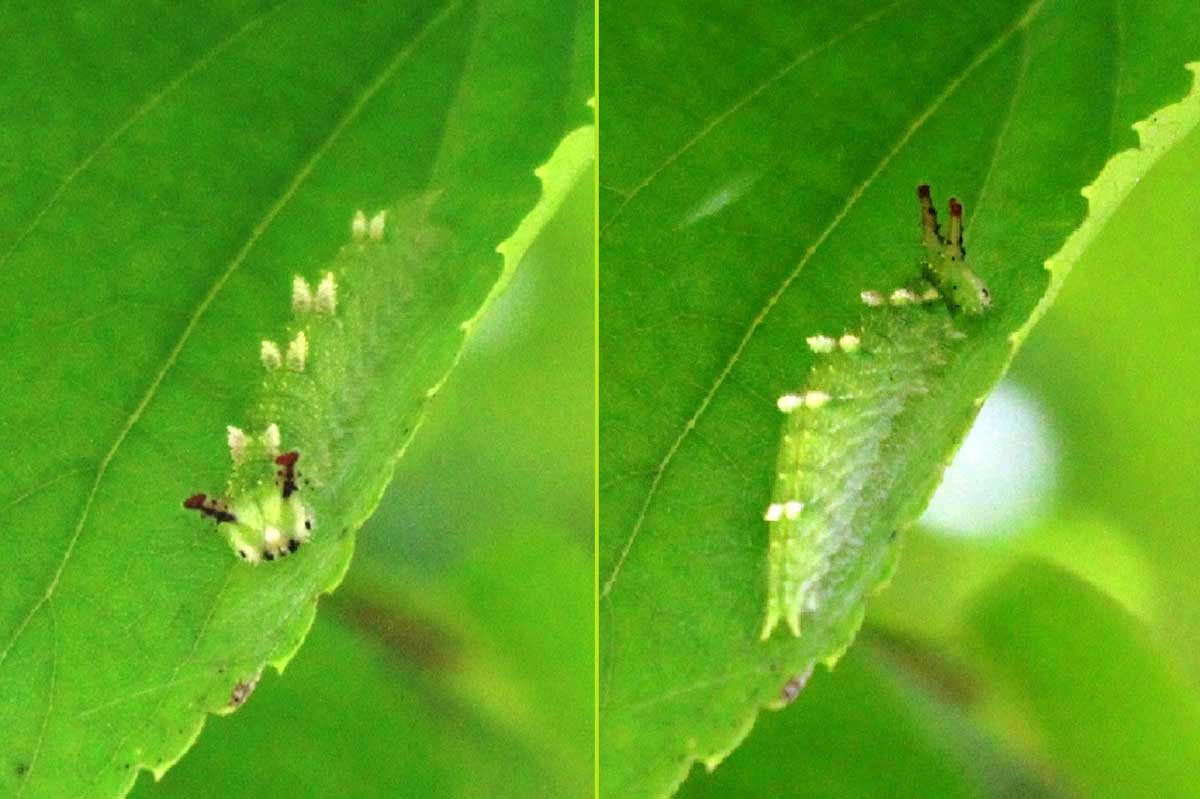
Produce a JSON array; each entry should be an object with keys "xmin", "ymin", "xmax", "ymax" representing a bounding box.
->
[
  {"xmin": 917, "ymin": 185, "xmax": 991, "ymax": 316},
  {"xmin": 184, "ymin": 449, "xmax": 314, "ymax": 563}
]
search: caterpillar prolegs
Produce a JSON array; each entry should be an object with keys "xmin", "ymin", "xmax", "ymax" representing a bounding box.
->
[{"xmin": 761, "ymin": 185, "xmax": 991, "ymax": 639}]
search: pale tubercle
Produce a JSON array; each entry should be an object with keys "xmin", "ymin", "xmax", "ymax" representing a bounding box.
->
[
  {"xmin": 777, "ymin": 391, "xmax": 831, "ymax": 413},
  {"xmin": 262, "ymin": 423, "xmax": 281, "ymax": 453},
  {"xmin": 314, "ymin": 272, "xmax": 337, "ymax": 314},
  {"xmin": 860, "ymin": 290, "xmax": 885, "ymax": 307},
  {"xmin": 368, "ymin": 210, "xmax": 387, "ymax": 241},
  {"xmin": 292, "ymin": 276, "xmax": 313, "ymax": 312},
  {"xmin": 226, "ymin": 426, "xmax": 248, "ymax": 463},
  {"xmin": 764, "ymin": 500, "xmax": 805, "ymax": 521},
  {"xmin": 806, "ymin": 335, "xmax": 837, "ymax": 354},
  {"xmin": 260, "ymin": 340, "xmax": 282, "ymax": 370},
  {"xmin": 286, "ymin": 330, "xmax": 308, "ymax": 371}
]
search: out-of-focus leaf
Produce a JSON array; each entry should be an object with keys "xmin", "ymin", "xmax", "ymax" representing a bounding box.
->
[
  {"xmin": 599, "ymin": 0, "xmax": 1200, "ymax": 794},
  {"xmin": 966, "ymin": 562, "xmax": 1200, "ymax": 799},
  {"xmin": 1009, "ymin": 123, "xmax": 1200, "ymax": 678},
  {"xmin": 870, "ymin": 515, "xmax": 1158, "ymax": 644}
]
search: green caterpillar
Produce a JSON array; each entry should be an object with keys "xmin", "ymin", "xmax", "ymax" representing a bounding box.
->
[
  {"xmin": 183, "ymin": 204, "xmax": 419, "ymax": 563},
  {"xmin": 761, "ymin": 185, "xmax": 991, "ymax": 639}
]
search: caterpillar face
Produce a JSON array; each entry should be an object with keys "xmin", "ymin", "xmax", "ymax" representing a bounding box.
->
[
  {"xmin": 761, "ymin": 186, "xmax": 991, "ymax": 639},
  {"xmin": 184, "ymin": 446, "xmax": 314, "ymax": 563}
]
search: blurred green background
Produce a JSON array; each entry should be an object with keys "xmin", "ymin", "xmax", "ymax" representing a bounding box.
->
[
  {"xmin": 131, "ymin": 162, "xmax": 594, "ymax": 798},
  {"xmin": 676, "ymin": 125, "xmax": 1200, "ymax": 796}
]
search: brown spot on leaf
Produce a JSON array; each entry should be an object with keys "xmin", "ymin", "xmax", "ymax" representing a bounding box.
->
[
  {"xmin": 229, "ymin": 671, "xmax": 262, "ymax": 708},
  {"xmin": 778, "ymin": 666, "xmax": 815, "ymax": 707}
]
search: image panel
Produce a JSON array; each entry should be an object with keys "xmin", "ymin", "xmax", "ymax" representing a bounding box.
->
[
  {"xmin": 0, "ymin": 2, "xmax": 595, "ymax": 797},
  {"xmin": 598, "ymin": 2, "xmax": 1200, "ymax": 798}
]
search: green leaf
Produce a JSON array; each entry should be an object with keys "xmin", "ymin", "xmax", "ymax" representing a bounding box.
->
[
  {"xmin": 0, "ymin": 2, "xmax": 589, "ymax": 796},
  {"xmin": 965, "ymin": 562, "xmax": 1200, "ymax": 798},
  {"xmin": 598, "ymin": 1, "xmax": 1200, "ymax": 795}
]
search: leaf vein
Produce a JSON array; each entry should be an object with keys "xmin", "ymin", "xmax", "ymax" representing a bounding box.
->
[
  {"xmin": 14, "ymin": 609, "xmax": 56, "ymax": 796},
  {"xmin": 966, "ymin": 26, "xmax": 1030, "ymax": 237}
]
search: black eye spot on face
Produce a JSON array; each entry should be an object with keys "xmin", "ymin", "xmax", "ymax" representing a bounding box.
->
[
  {"xmin": 238, "ymin": 550, "xmax": 247, "ymax": 559},
  {"xmin": 304, "ymin": 520, "xmax": 312, "ymax": 530}
]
